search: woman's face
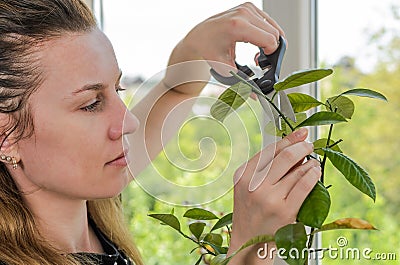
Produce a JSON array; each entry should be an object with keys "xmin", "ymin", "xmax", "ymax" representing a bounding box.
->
[{"xmin": 15, "ymin": 29, "xmax": 139, "ymax": 199}]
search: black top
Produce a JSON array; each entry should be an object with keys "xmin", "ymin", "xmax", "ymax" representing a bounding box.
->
[
  {"xmin": 71, "ymin": 218, "xmax": 135, "ymax": 265},
  {"xmin": 0, "ymin": 219, "xmax": 135, "ymax": 265}
]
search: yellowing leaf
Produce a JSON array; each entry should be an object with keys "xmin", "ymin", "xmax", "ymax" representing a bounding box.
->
[{"xmin": 313, "ymin": 218, "xmax": 377, "ymax": 234}]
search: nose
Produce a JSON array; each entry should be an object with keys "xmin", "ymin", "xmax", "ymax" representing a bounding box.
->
[{"xmin": 108, "ymin": 99, "xmax": 140, "ymax": 141}]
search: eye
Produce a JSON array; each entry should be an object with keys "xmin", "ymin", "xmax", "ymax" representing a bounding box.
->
[{"xmin": 81, "ymin": 98, "xmax": 102, "ymax": 112}]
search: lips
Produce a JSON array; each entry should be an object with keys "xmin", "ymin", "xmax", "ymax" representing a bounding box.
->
[{"xmin": 106, "ymin": 149, "xmax": 130, "ymax": 167}]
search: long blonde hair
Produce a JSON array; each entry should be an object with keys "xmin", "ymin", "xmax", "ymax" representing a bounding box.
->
[{"xmin": 0, "ymin": 0, "xmax": 142, "ymax": 264}]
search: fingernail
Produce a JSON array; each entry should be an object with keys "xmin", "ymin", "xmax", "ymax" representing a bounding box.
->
[
  {"xmin": 294, "ymin": 128, "xmax": 308, "ymax": 138},
  {"xmin": 313, "ymin": 165, "xmax": 322, "ymax": 174}
]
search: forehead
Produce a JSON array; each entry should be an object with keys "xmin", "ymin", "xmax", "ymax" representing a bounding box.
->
[{"xmin": 36, "ymin": 28, "xmax": 119, "ymax": 94}]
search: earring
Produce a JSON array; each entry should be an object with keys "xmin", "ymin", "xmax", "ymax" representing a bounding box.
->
[
  {"xmin": 0, "ymin": 154, "xmax": 18, "ymax": 169},
  {"xmin": 12, "ymin": 157, "xmax": 18, "ymax": 169}
]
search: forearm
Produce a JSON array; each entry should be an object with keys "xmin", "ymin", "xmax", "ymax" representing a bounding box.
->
[
  {"xmin": 130, "ymin": 41, "xmax": 211, "ymax": 175},
  {"xmin": 163, "ymin": 39, "xmax": 211, "ymax": 96}
]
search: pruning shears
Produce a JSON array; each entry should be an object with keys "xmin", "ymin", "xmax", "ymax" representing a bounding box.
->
[{"xmin": 210, "ymin": 36, "xmax": 296, "ymax": 129}]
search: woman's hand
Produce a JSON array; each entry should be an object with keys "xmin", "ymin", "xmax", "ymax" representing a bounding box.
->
[
  {"xmin": 174, "ymin": 2, "xmax": 284, "ymax": 64},
  {"xmin": 164, "ymin": 2, "xmax": 285, "ymax": 92},
  {"xmin": 228, "ymin": 128, "xmax": 321, "ymax": 264}
]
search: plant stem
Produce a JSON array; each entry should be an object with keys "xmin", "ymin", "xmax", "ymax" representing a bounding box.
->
[
  {"xmin": 271, "ymin": 91, "xmax": 278, "ymax": 101},
  {"xmin": 307, "ymin": 229, "xmax": 315, "ymax": 249},
  {"xmin": 229, "ymin": 71, "xmax": 295, "ymax": 132},
  {"xmin": 181, "ymin": 231, "xmax": 216, "ymax": 256},
  {"xmin": 328, "ymin": 139, "xmax": 343, "ymax": 148},
  {"xmin": 321, "ymin": 124, "xmax": 334, "ymax": 184}
]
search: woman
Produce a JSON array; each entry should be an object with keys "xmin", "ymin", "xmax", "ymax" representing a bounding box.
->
[{"xmin": 0, "ymin": 0, "xmax": 320, "ymax": 264}]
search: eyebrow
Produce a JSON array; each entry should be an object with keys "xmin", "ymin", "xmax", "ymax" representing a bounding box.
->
[{"xmin": 72, "ymin": 71, "xmax": 123, "ymax": 95}]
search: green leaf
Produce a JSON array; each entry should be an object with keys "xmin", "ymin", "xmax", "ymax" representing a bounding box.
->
[
  {"xmin": 340, "ymin": 88, "xmax": 387, "ymax": 101},
  {"xmin": 323, "ymin": 148, "xmax": 376, "ymax": 201},
  {"xmin": 275, "ymin": 223, "xmax": 308, "ymax": 265},
  {"xmin": 313, "ymin": 138, "xmax": 342, "ymax": 156},
  {"xmin": 148, "ymin": 213, "xmax": 181, "ymax": 232},
  {"xmin": 210, "ymin": 81, "xmax": 252, "ymax": 122},
  {"xmin": 274, "ymin": 68, "xmax": 333, "ymax": 91},
  {"xmin": 210, "ymin": 254, "xmax": 228, "ymax": 265},
  {"xmin": 184, "ymin": 208, "xmax": 219, "ymax": 220},
  {"xmin": 189, "ymin": 222, "xmax": 206, "ymax": 240},
  {"xmin": 297, "ymin": 181, "xmax": 331, "ymax": 228},
  {"xmin": 211, "ymin": 213, "xmax": 233, "ymax": 232},
  {"xmin": 326, "ymin": 95, "xmax": 355, "ymax": 119},
  {"xmin": 287, "ymin": 93, "xmax": 323, "ymax": 112},
  {"xmin": 313, "ymin": 218, "xmax": 377, "ymax": 234},
  {"xmin": 295, "ymin": 111, "xmax": 347, "ymax": 128},
  {"xmin": 203, "ymin": 233, "xmax": 224, "ymax": 247}
]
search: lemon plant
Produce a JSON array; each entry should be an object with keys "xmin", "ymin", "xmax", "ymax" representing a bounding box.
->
[{"xmin": 149, "ymin": 68, "xmax": 387, "ymax": 265}]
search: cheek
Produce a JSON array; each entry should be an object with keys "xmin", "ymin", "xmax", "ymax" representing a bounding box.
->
[{"xmin": 18, "ymin": 115, "xmax": 106, "ymax": 188}]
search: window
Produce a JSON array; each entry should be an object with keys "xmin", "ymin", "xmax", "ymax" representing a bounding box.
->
[{"xmin": 95, "ymin": 1, "xmax": 399, "ymax": 264}]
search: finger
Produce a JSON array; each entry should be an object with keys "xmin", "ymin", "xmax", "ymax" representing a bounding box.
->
[
  {"xmin": 254, "ymin": 52, "xmax": 260, "ymax": 66},
  {"xmin": 233, "ymin": 22, "xmax": 279, "ymax": 55},
  {"xmin": 250, "ymin": 92, "xmax": 258, "ymax": 100},
  {"xmin": 239, "ymin": 3, "xmax": 281, "ymax": 41},
  {"xmin": 236, "ymin": 128, "xmax": 309, "ymax": 186},
  {"xmin": 266, "ymin": 141, "xmax": 314, "ymax": 184},
  {"xmin": 255, "ymin": 128, "xmax": 309, "ymax": 171},
  {"xmin": 285, "ymin": 166, "xmax": 321, "ymax": 209},
  {"xmin": 248, "ymin": 159, "xmax": 273, "ymax": 191},
  {"xmin": 275, "ymin": 128, "xmax": 309, "ymax": 157},
  {"xmin": 275, "ymin": 159, "xmax": 320, "ymax": 198},
  {"xmin": 252, "ymin": 7, "xmax": 286, "ymax": 38}
]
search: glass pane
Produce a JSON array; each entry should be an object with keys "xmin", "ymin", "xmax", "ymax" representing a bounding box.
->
[{"xmin": 318, "ymin": 1, "xmax": 399, "ymax": 264}]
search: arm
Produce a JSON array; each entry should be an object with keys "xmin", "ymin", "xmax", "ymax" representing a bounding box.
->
[{"xmin": 129, "ymin": 2, "xmax": 285, "ymax": 175}]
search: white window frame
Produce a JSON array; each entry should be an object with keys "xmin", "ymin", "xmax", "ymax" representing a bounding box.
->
[{"xmin": 262, "ymin": 1, "xmax": 320, "ymax": 264}]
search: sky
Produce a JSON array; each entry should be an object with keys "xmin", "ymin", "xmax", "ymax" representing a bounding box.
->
[{"xmin": 100, "ymin": 0, "xmax": 398, "ymax": 79}]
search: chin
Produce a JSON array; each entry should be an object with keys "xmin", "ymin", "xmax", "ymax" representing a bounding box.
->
[{"xmin": 87, "ymin": 170, "xmax": 131, "ymax": 199}]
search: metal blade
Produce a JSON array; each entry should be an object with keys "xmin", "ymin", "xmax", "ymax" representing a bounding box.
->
[
  {"xmin": 257, "ymin": 94, "xmax": 277, "ymax": 124},
  {"xmin": 273, "ymin": 93, "xmax": 283, "ymax": 129},
  {"xmin": 278, "ymin": 91, "xmax": 296, "ymax": 123}
]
